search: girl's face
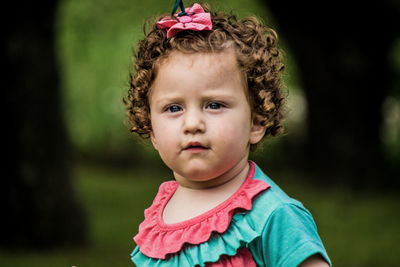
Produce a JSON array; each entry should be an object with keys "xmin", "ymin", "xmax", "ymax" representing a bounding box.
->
[{"xmin": 149, "ymin": 50, "xmax": 265, "ymax": 188}]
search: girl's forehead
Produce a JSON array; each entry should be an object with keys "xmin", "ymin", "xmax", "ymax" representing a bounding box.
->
[
  {"xmin": 161, "ymin": 49, "xmax": 239, "ymax": 71},
  {"xmin": 154, "ymin": 51, "xmax": 242, "ymax": 92},
  {"xmin": 153, "ymin": 50, "xmax": 243, "ymax": 91}
]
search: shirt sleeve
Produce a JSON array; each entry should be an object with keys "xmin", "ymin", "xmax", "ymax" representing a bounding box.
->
[{"xmin": 260, "ymin": 203, "xmax": 331, "ymax": 267}]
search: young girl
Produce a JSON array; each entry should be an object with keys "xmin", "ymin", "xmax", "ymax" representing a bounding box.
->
[{"xmin": 125, "ymin": 2, "xmax": 331, "ymax": 266}]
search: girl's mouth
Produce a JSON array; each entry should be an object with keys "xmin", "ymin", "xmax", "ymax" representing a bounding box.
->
[{"xmin": 184, "ymin": 142, "xmax": 209, "ymax": 152}]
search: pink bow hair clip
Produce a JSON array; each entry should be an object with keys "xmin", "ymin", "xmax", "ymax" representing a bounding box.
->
[{"xmin": 157, "ymin": 3, "xmax": 212, "ymax": 39}]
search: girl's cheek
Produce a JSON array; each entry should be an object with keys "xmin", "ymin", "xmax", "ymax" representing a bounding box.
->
[{"xmin": 216, "ymin": 124, "xmax": 235, "ymax": 140}]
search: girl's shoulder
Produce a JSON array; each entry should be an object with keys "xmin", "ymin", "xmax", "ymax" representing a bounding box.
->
[
  {"xmin": 250, "ymin": 160, "xmax": 307, "ymax": 214},
  {"xmin": 248, "ymin": 162, "xmax": 331, "ymax": 266}
]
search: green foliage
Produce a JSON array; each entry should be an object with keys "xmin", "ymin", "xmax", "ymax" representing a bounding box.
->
[{"xmin": 1, "ymin": 164, "xmax": 399, "ymax": 266}]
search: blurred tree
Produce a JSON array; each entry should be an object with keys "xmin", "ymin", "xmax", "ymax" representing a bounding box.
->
[
  {"xmin": 262, "ymin": 0, "xmax": 400, "ymax": 189},
  {"xmin": 2, "ymin": 0, "xmax": 87, "ymax": 248}
]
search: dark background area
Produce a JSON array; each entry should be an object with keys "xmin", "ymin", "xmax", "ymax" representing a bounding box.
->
[
  {"xmin": 264, "ymin": 0, "xmax": 400, "ymax": 189},
  {"xmin": 3, "ymin": 0, "xmax": 400, "ymax": 266}
]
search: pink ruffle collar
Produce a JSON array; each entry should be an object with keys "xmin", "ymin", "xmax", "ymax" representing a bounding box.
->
[{"xmin": 134, "ymin": 161, "xmax": 270, "ymax": 259}]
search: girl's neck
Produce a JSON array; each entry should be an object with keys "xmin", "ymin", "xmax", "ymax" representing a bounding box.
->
[{"xmin": 162, "ymin": 159, "xmax": 251, "ymax": 224}]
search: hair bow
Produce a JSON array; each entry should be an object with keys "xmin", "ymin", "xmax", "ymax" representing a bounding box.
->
[{"xmin": 157, "ymin": 3, "xmax": 212, "ymax": 39}]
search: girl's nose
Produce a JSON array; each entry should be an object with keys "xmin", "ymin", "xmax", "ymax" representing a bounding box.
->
[{"xmin": 182, "ymin": 108, "xmax": 206, "ymax": 134}]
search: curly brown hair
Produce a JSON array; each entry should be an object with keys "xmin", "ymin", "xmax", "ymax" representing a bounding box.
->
[{"xmin": 124, "ymin": 4, "xmax": 286, "ymax": 150}]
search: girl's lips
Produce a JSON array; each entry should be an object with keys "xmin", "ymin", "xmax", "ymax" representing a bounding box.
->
[
  {"xmin": 184, "ymin": 146, "xmax": 209, "ymax": 153},
  {"xmin": 183, "ymin": 142, "xmax": 209, "ymax": 153}
]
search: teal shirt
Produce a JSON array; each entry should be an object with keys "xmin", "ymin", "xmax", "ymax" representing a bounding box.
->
[
  {"xmin": 131, "ymin": 162, "xmax": 331, "ymax": 266},
  {"xmin": 247, "ymin": 165, "xmax": 331, "ymax": 266}
]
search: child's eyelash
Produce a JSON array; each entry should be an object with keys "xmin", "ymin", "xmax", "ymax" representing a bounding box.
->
[
  {"xmin": 164, "ymin": 104, "xmax": 182, "ymax": 113},
  {"xmin": 206, "ymin": 101, "xmax": 226, "ymax": 109}
]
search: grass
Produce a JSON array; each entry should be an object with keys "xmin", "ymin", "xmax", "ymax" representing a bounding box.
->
[{"xmin": 1, "ymin": 162, "xmax": 399, "ymax": 267}]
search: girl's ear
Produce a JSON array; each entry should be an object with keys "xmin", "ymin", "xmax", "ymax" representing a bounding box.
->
[
  {"xmin": 249, "ymin": 115, "xmax": 267, "ymax": 144},
  {"xmin": 150, "ymin": 131, "xmax": 159, "ymax": 150}
]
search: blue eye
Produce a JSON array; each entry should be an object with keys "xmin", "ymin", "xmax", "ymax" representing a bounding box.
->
[
  {"xmin": 167, "ymin": 105, "xmax": 182, "ymax": 113},
  {"xmin": 207, "ymin": 102, "xmax": 222, "ymax": 109}
]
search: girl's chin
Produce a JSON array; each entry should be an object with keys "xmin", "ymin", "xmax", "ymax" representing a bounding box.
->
[{"xmin": 176, "ymin": 171, "xmax": 215, "ymax": 182}]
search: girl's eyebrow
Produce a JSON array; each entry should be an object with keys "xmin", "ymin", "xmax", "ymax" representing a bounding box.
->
[
  {"xmin": 200, "ymin": 89, "xmax": 241, "ymax": 102},
  {"xmin": 202, "ymin": 92, "xmax": 237, "ymax": 99},
  {"xmin": 152, "ymin": 96, "xmax": 184, "ymax": 107},
  {"xmin": 201, "ymin": 95, "xmax": 237, "ymax": 105}
]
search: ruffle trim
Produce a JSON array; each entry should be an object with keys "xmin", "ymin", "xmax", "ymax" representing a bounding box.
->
[
  {"xmin": 131, "ymin": 212, "xmax": 264, "ymax": 266},
  {"xmin": 133, "ymin": 162, "xmax": 270, "ymax": 259},
  {"xmin": 202, "ymin": 247, "xmax": 256, "ymax": 267}
]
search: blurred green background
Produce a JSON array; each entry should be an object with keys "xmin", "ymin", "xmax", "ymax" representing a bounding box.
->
[{"xmin": 2, "ymin": 0, "xmax": 400, "ymax": 266}]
